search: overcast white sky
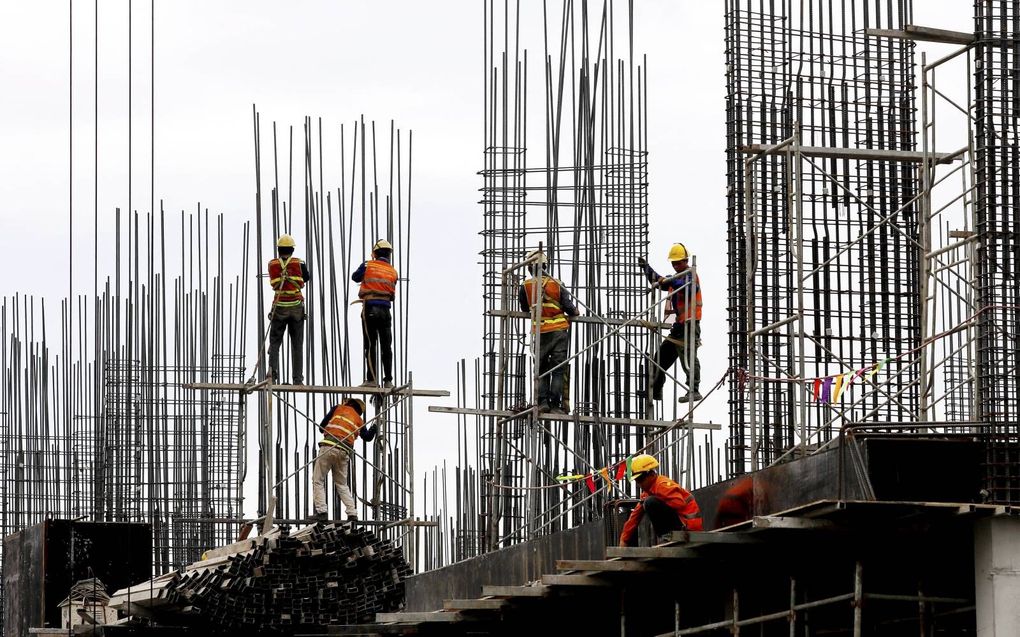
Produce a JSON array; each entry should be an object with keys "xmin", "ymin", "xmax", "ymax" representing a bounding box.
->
[{"xmin": 0, "ymin": 1, "xmax": 974, "ymax": 518}]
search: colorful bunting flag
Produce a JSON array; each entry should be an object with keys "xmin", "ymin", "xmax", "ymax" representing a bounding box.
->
[
  {"xmin": 615, "ymin": 461, "xmax": 627, "ymax": 481},
  {"xmin": 584, "ymin": 474, "xmax": 597, "ymax": 493},
  {"xmin": 832, "ymin": 374, "xmax": 845, "ymax": 402}
]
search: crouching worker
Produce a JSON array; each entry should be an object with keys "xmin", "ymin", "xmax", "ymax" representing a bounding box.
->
[
  {"xmin": 619, "ymin": 453, "xmax": 702, "ymax": 546},
  {"xmin": 311, "ymin": 398, "xmax": 376, "ymax": 522}
]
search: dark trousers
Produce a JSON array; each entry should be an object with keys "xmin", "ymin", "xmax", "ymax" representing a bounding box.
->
[
  {"xmin": 537, "ymin": 329, "xmax": 570, "ymax": 408},
  {"xmin": 652, "ymin": 320, "xmax": 701, "ymax": 397},
  {"xmin": 362, "ymin": 304, "xmax": 393, "ymax": 383},
  {"xmin": 268, "ymin": 303, "xmax": 305, "ymax": 383},
  {"xmin": 643, "ymin": 495, "xmax": 686, "ymax": 537}
]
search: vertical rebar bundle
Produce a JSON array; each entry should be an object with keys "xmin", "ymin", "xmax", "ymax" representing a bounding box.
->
[
  {"xmin": 725, "ymin": 0, "xmax": 920, "ymax": 472},
  {"xmin": 972, "ymin": 0, "xmax": 1020, "ymax": 504}
]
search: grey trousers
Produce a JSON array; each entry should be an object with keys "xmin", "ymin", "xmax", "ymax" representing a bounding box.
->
[{"xmin": 312, "ymin": 444, "xmax": 356, "ymax": 517}]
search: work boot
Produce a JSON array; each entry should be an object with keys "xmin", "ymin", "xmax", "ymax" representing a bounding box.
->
[
  {"xmin": 546, "ymin": 405, "xmax": 567, "ymax": 416},
  {"xmin": 310, "ymin": 511, "xmax": 327, "ymax": 523},
  {"xmin": 678, "ymin": 391, "xmax": 703, "ymax": 404},
  {"xmin": 536, "ymin": 402, "xmax": 552, "ymax": 414},
  {"xmin": 382, "ymin": 380, "xmax": 394, "ymax": 389},
  {"xmin": 292, "ymin": 377, "xmax": 304, "ymax": 386},
  {"xmin": 358, "ymin": 380, "xmax": 377, "ymax": 388},
  {"xmin": 651, "ymin": 387, "xmax": 663, "ymax": 401}
]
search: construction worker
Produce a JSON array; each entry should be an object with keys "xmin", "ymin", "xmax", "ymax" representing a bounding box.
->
[
  {"xmin": 267, "ymin": 234, "xmax": 311, "ymax": 384},
  {"xmin": 519, "ymin": 249, "xmax": 579, "ymax": 414},
  {"xmin": 311, "ymin": 398, "xmax": 376, "ymax": 522},
  {"xmin": 639, "ymin": 242, "xmax": 702, "ymax": 403},
  {"xmin": 352, "ymin": 240, "xmax": 398, "ymax": 388},
  {"xmin": 619, "ymin": 453, "xmax": 702, "ymax": 546}
]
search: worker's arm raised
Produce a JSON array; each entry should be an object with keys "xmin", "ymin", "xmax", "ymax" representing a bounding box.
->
[{"xmin": 351, "ymin": 262, "xmax": 366, "ymax": 283}]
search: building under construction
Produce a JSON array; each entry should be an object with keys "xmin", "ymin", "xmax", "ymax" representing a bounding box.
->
[{"xmin": 2, "ymin": 0, "xmax": 1019, "ymax": 635}]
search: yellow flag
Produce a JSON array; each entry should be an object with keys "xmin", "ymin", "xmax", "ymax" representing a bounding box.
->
[{"xmin": 832, "ymin": 374, "xmax": 845, "ymax": 402}]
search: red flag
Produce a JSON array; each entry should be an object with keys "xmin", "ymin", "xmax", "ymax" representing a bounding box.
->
[
  {"xmin": 615, "ymin": 462, "xmax": 627, "ymax": 481},
  {"xmin": 813, "ymin": 378, "xmax": 822, "ymax": 401},
  {"xmin": 584, "ymin": 474, "xmax": 597, "ymax": 493}
]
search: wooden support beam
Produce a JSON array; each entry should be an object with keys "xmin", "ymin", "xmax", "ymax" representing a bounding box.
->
[
  {"xmin": 557, "ymin": 559, "xmax": 661, "ymax": 572},
  {"xmin": 541, "ymin": 573, "xmax": 614, "ymax": 587},
  {"xmin": 182, "ymin": 382, "xmax": 450, "ymax": 397},
  {"xmin": 752, "ymin": 516, "xmax": 839, "ymax": 530},
  {"xmin": 487, "ymin": 308, "xmax": 671, "ymax": 330},
  {"xmin": 375, "ymin": 611, "xmax": 465, "ymax": 623},
  {"xmin": 428, "ymin": 405, "xmax": 721, "ymax": 431},
  {"xmin": 443, "ymin": 598, "xmax": 508, "ymax": 611},
  {"xmin": 741, "ymin": 144, "xmax": 958, "ymax": 164},
  {"xmin": 866, "ymin": 25, "xmax": 975, "ymax": 45},
  {"xmin": 481, "ymin": 584, "xmax": 551, "ymax": 598},
  {"xmin": 604, "ymin": 546, "xmax": 701, "ymax": 559}
]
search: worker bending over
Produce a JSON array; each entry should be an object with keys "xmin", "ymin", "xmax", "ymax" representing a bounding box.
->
[
  {"xmin": 311, "ymin": 398, "xmax": 376, "ymax": 522},
  {"xmin": 619, "ymin": 453, "xmax": 702, "ymax": 546},
  {"xmin": 267, "ymin": 234, "xmax": 311, "ymax": 385},
  {"xmin": 519, "ymin": 249, "xmax": 579, "ymax": 414},
  {"xmin": 639, "ymin": 242, "xmax": 702, "ymax": 403},
  {"xmin": 352, "ymin": 240, "xmax": 398, "ymax": 388}
]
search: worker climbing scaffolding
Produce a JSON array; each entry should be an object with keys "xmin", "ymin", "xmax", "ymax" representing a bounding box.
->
[
  {"xmin": 639, "ymin": 242, "xmax": 703, "ymax": 403},
  {"xmin": 312, "ymin": 398, "xmax": 377, "ymax": 522},
  {"xmin": 267, "ymin": 234, "xmax": 311, "ymax": 385}
]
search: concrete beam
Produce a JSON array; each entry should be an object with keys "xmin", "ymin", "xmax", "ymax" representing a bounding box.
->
[{"xmin": 975, "ymin": 516, "xmax": 1020, "ymax": 636}]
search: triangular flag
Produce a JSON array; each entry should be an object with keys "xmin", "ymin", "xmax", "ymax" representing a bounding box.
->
[
  {"xmin": 813, "ymin": 378, "xmax": 822, "ymax": 401},
  {"xmin": 832, "ymin": 374, "xmax": 845, "ymax": 402},
  {"xmin": 615, "ymin": 462, "xmax": 627, "ymax": 481},
  {"xmin": 625, "ymin": 456, "xmax": 633, "ymax": 482},
  {"xmin": 556, "ymin": 473, "xmax": 587, "ymax": 482},
  {"xmin": 821, "ymin": 376, "xmax": 834, "ymax": 403},
  {"xmin": 584, "ymin": 474, "xmax": 597, "ymax": 493},
  {"xmin": 599, "ymin": 467, "xmax": 611, "ymax": 483}
]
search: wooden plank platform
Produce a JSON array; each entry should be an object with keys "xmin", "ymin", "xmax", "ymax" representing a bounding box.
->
[
  {"xmin": 541, "ymin": 573, "xmax": 613, "ymax": 587},
  {"xmin": 375, "ymin": 611, "xmax": 464, "ymax": 623},
  {"xmin": 481, "ymin": 584, "xmax": 550, "ymax": 598},
  {"xmin": 604, "ymin": 546, "xmax": 701, "ymax": 559},
  {"xmin": 428, "ymin": 405, "xmax": 721, "ymax": 431},
  {"xmin": 183, "ymin": 382, "xmax": 449, "ymax": 397},
  {"xmin": 556, "ymin": 559, "xmax": 660, "ymax": 572},
  {"xmin": 443, "ymin": 598, "xmax": 508, "ymax": 611}
]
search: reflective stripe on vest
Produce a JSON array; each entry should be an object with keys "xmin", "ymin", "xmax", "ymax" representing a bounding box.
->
[
  {"xmin": 523, "ymin": 276, "xmax": 569, "ymax": 333},
  {"xmin": 673, "ymin": 272, "xmax": 703, "ymax": 322},
  {"xmin": 269, "ymin": 257, "xmax": 305, "ymax": 307},
  {"xmin": 359, "ymin": 259, "xmax": 398, "ymax": 301},
  {"xmin": 322, "ymin": 405, "xmax": 363, "ymax": 447}
]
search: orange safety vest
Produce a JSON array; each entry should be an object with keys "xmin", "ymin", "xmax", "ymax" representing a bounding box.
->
[
  {"xmin": 321, "ymin": 404, "xmax": 364, "ymax": 448},
  {"xmin": 620, "ymin": 475, "xmax": 703, "ymax": 544},
  {"xmin": 670, "ymin": 272, "xmax": 703, "ymax": 322},
  {"xmin": 522, "ymin": 276, "xmax": 570, "ymax": 333},
  {"xmin": 268, "ymin": 257, "xmax": 305, "ymax": 307},
  {"xmin": 358, "ymin": 259, "xmax": 398, "ymax": 301}
]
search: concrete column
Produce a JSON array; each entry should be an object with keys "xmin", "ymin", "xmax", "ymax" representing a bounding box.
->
[{"xmin": 975, "ymin": 516, "xmax": 1020, "ymax": 636}]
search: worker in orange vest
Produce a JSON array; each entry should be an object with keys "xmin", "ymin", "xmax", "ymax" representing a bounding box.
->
[
  {"xmin": 311, "ymin": 398, "xmax": 376, "ymax": 522},
  {"xmin": 619, "ymin": 453, "xmax": 702, "ymax": 546},
  {"xmin": 638, "ymin": 242, "xmax": 702, "ymax": 403},
  {"xmin": 352, "ymin": 239, "xmax": 398, "ymax": 388},
  {"xmin": 267, "ymin": 234, "xmax": 311, "ymax": 384},
  {"xmin": 519, "ymin": 249, "xmax": 579, "ymax": 414}
]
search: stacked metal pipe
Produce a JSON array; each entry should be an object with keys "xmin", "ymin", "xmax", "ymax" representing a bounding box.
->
[{"xmin": 110, "ymin": 523, "xmax": 411, "ymax": 629}]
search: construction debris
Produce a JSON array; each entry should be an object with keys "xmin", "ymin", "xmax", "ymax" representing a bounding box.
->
[{"xmin": 110, "ymin": 523, "xmax": 411, "ymax": 630}]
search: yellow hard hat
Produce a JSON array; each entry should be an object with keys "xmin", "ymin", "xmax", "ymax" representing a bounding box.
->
[
  {"xmin": 667, "ymin": 243, "xmax": 688, "ymax": 262},
  {"xmin": 277, "ymin": 234, "xmax": 296, "ymax": 248},
  {"xmin": 373, "ymin": 239, "xmax": 393, "ymax": 252},
  {"xmin": 347, "ymin": 398, "xmax": 367, "ymax": 414},
  {"xmin": 630, "ymin": 453, "xmax": 659, "ymax": 478}
]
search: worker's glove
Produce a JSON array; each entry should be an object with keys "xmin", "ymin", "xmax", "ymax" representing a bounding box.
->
[{"xmin": 636, "ymin": 256, "xmax": 647, "ymax": 268}]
